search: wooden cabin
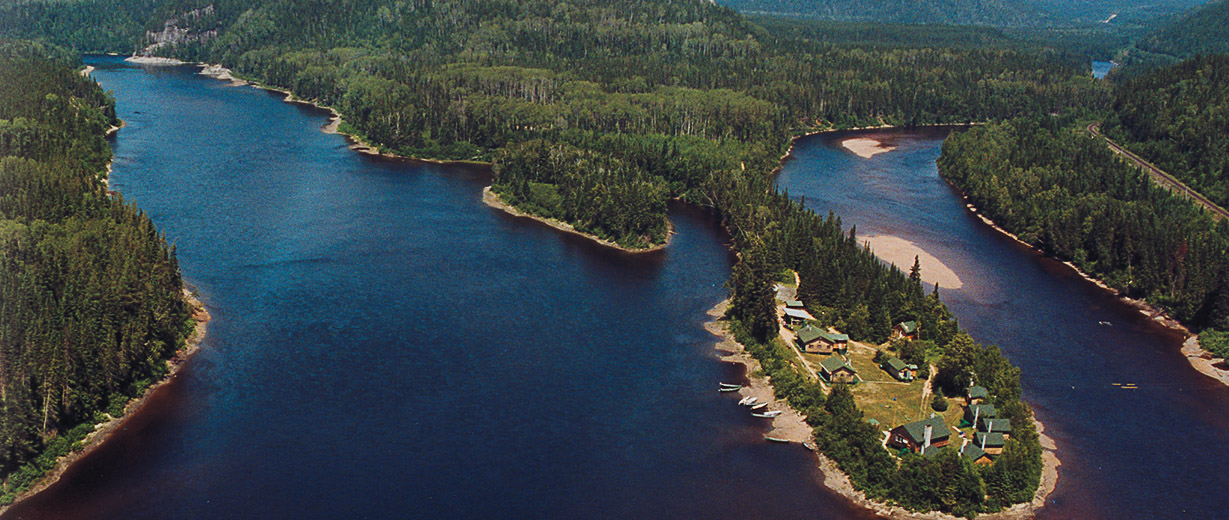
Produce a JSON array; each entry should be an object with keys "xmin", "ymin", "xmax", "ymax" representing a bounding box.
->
[
  {"xmin": 796, "ymin": 325, "xmax": 850, "ymax": 354},
  {"xmin": 967, "ymin": 385, "xmax": 989, "ymax": 405},
  {"xmin": 973, "ymin": 432, "xmax": 1006, "ymax": 455},
  {"xmin": 963, "ymin": 403, "xmax": 996, "ymax": 426},
  {"xmin": 960, "ymin": 442, "xmax": 994, "ymax": 466},
  {"xmin": 977, "ymin": 417, "xmax": 1012, "ymax": 439},
  {"xmin": 893, "ymin": 320, "xmax": 919, "ymax": 340},
  {"xmin": 819, "ymin": 356, "xmax": 857, "ymax": 384},
  {"xmin": 888, "ymin": 415, "xmax": 950, "ymax": 453},
  {"xmin": 881, "ymin": 356, "xmax": 916, "ymax": 382}
]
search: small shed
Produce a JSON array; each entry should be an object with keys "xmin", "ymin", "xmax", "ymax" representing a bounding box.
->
[
  {"xmin": 973, "ymin": 432, "xmax": 1006, "ymax": 455},
  {"xmin": 963, "ymin": 403, "xmax": 996, "ymax": 425},
  {"xmin": 888, "ymin": 415, "xmax": 950, "ymax": 453},
  {"xmin": 819, "ymin": 356, "xmax": 857, "ymax": 384},
  {"xmin": 967, "ymin": 385, "xmax": 989, "ymax": 405},
  {"xmin": 784, "ymin": 299, "xmax": 806, "ymax": 309},
  {"xmin": 893, "ymin": 320, "xmax": 919, "ymax": 340},
  {"xmin": 881, "ymin": 356, "xmax": 915, "ymax": 382},
  {"xmin": 783, "ymin": 307, "xmax": 816, "ymax": 326}
]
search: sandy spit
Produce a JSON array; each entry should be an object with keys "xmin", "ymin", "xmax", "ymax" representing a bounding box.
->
[
  {"xmin": 124, "ymin": 56, "xmax": 188, "ymax": 65},
  {"xmin": 482, "ymin": 187, "xmax": 671, "ymax": 254},
  {"xmin": 0, "ymin": 290, "xmax": 210, "ymax": 516},
  {"xmin": 862, "ymin": 235, "xmax": 963, "ymax": 290},
  {"xmin": 79, "ymin": 65, "xmax": 95, "ymax": 78},
  {"xmin": 958, "ymin": 195, "xmax": 1229, "ymax": 387},
  {"xmin": 842, "ymin": 137, "xmax": 898, "ymax": 159}
]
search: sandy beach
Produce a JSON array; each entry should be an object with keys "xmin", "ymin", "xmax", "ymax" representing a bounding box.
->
[
  {"xmin": 863, "ymin": 235, "xmax": 963, "ymax": 289},
  {"xmin": 842, "ymin": 137, "xmax": 897, "ymax": 159},
  {"xmin": 125, "ymin": 56, "xmax": 187, "ymax": 65},
  {"xmin": 482, "ymin": 187, "xmax": 670, "ymax": 254},
  {"xmin": 0, "ymin": 289, "xmax": 209, "ymax": 516}
]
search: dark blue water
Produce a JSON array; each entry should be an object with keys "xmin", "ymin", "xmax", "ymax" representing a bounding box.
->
[
  {"xmin": 3, "ymin": 56, "xmax": 878, "ymax": 520},
  {"xmin": 777, "ymin": 128, "xmax": 1229, "ymax": 519},
  {"xmin": 1092, "ymin": 60, "xmax": 1116, "ymax": 79}
]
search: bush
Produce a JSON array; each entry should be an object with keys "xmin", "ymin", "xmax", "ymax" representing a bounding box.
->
[
  {"xmin": 931, "ymin": 395, "xmax": 948, "ymax": 412},
  {"xmin": 106, "ymin": 393, "xmax": 128, "ymax": 417},
  {"xmin": 1200, "ymin": 330, "xmax": 1229, "ymax": 359}
]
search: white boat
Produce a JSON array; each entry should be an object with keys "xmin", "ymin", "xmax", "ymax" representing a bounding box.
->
[
  {"xmin": 751, "ymin": 403, "xmax": 768, "ymax": 410},
  {"xmin": 764, "ymin": 436, "xmax": 789, "ymax": 443},
  {"xmin": 761, "ymin": 410, "xmax": 783, "ymax": 417},
  {"xmin": 719, "ymin": 385, "xmax": 740, "ymax": 392},
  {"xmin": 719, "ymin": 382, "xmax": 742, "ymax": 389},
  {"xmin": 740, "ymin": 397, "xmax": 759, "ymax": 406}
]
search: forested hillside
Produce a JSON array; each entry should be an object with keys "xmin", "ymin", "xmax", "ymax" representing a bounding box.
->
[
  {"xmin": 0, "ymin": 45, "xmax": 191, "ymax": 503},
  {"xmin": 1102, "ymin": 55, "xmax": 1229, "ymax": 209},
  {"xmin": 1129, "ymin": 0, "xmax": 1229, "ymax": 66},
  {"xmin": 939, "ymin": 117, "xmax": 1229, "ymax": 354},
  {"xmin": 0, "ymin": 0, "xmax": 1115, "ymax": 513},
  {"xmin": 716, "ymin": 0, "xmax": 1207, "ymax": 27}
]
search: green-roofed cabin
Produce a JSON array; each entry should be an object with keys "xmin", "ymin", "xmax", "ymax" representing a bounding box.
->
[
  {"xmin": 795, "ymin": 325, "xmax": 849, "ymax": 354},
  {"xmin": 967, "ymin": 385, "xmax": 989, "ymax": 405},
  {"xmin": 818, "ymin": 356, "xmax": 857, "ymax": 384},
  {"xmin": 977, "ymin": 417, "xmax": 1012, "ymax": 439},
  {"xmin": 893, "ymin": 320, "xmax": 919, "ymax": 340},
  {"xmin": 960, "ymin": 442, "xmax": 993, "ymax": 466},
  {"xmin": 974, "ymin": 432, "xmax": 1006, "ymax": 455},
  {"xmin": 888, "ymin": 415, "xmax": 950, "ymax": 453},
  {"xmin": 880, "ymin": 356, "xmax": 915, "ymax": 382},
  {"xmin": 784, "ymin": 299, "xmax": 805, "ymax": 309},
  {"xmin": 782, "ymin": 307, "xmax": 816, "ymax": 326},
  {"xmin": 963, "ymin": 403, "xmax": 996, "ymax": 425}
]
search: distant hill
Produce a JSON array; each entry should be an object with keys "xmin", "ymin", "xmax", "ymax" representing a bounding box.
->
[
  {"xmin": 1134, "ymin": 0, "xmax": 1229, "ymax": 60},
  {"xmin": 716, "ymin": 0, "xmax": 1209, "ymax": 27}
]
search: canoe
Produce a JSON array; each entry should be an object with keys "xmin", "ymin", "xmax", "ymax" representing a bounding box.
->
[
  {"xmin": 761, "ymin": 410, "xmax": 782, "ymax": 417},
  {"xmin": 741, "ymin": 397, "xmax": 758, "ymax": 406},
  {"xmin": 719, "ymin": 386, "xmax": 740, "ymax": 392},
  {"xmin": 719, "ymin": 382, "xmax": 742, "ymax": 389},
  {"xmin": 764, "ymin": 436, "xmax": 790, "ymax": 443},
  {"xmin": 751, "ymin": 403, "xmax": 767, "ymax": 410}
]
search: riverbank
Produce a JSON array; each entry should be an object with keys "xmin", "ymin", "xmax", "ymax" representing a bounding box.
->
[
  {"xmin": 955, "ymin": 193, "xmax": 1229, "ymax": 387},
  {"xmin": 704, "ymin": 299, "xmax": 1059, "ymax": 520},
  {"xmin": 482, "ymin": 187, "xmax": 671, "ymax": 254},
  {"xmin": 0, "ymin": 289, "xmax": 210, "ymax": 516}
]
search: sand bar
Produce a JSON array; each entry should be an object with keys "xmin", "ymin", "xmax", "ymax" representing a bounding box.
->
[
  {"xmin": 842, "ymin": 137, "xmax": 897, "ymax": 159},
  {"xmin": 863, "ymin": 235, "xmax": 963, "ymax": 289}
]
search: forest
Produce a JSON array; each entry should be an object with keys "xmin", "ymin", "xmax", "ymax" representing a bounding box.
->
[
  {"xmin": 0, "ymin": 0, "xmax": 1130, "ymax": 514},
  {"xmin": 0, "ymin": 44, "xmax": 191, "ymax": 503},
  {"xmin": 939, "ymin": 116, "xmax": 1229, "ymax": 342}
]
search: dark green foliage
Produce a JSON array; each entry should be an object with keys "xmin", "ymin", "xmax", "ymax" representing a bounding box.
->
[
  {"xmin": 0, "ymin": 52, "xmax": 189, "ymax": 494},
  {"xmin": 931, "ymin": 394, "xmax": 948, "ymax": 412},
  {"xmin": 1129, "ymin": 0, "xmax": 1229, "ymax": 66},
  {"xmin": 939, "ymin": 116, "xmax": 1229, "ymax": 353},
  {"xmin": 1200, "ymin": 330, "xmax": 1229, "ymax": 360}
]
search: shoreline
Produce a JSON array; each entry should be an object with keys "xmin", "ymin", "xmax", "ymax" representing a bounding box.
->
[
  {"xmin": 954, "ymin": 191, "xmax": 1229, "ymax": 387},
  {"xmin": 482, "ymin": 186, "xmax": 671, "ymax": 254},
  {"xmin": 0, "ymin": 289, "xmax": 210, "ymax": 516},
  {"xmin": 704, "ymin": 299, "xmax": 1059, "ymax": 519},
  {"xmin": 195, "ymin": 63, "xmax": 490, "ymax": 167}
]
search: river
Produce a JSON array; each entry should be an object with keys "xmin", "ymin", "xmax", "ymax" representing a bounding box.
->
[
  {"xmin": 776, "ymin": 128, "xmax": 1229, "ymax": 519},
  {"xmin": 8, "ymin": 58, "xmax": 1227, "ymax": 520},
  {"xmin": 2, "ymin": 56, "xmax": 876, "ymax": 520}
]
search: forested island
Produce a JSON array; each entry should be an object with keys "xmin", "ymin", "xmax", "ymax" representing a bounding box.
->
[{"xmin": 2, "ymin": 0, "xmax": 1228, "ymax": 516}]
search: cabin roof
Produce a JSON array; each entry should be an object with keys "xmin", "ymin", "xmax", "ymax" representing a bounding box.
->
[
  {"xmin": 896, "ymin": 320, "xmax": 918, "ymax": 333},
  {"xmin": 974, "ymin": 432, "xmax": 1006, "ymax": 448},
  {"xmin": 966, "ymin": 403, "xmax": 997, "ymax": 419},
  {"xmin": 784, "ymin": 308, "xmax": 816, "ymax": 321},
  {"xmin": 784, "ymin": 299, "xmax": 805, "ymax": 308},
  {"xmin": 968, "ymin": 385, "xmax": 989, "ymax": 399},
  {"xmin": 796, "ymin": 325, "xmax": 825, "ymax": 344},
  {"xmin": 896, "ymin": 415, "xmax": 950, "ymax": 444},
  {"xmin": 979, "ymin": 417, "xmax": 1013, "ymax": 434},
  {"xmin": 819, "ymin": 356, "xmax": 855, "ymax": 374},
  {"xmin": 961, "ymin": 442, "xmax": 990, "ymax": 462},
  {"xmin": 884, "ymin": 357, "xmax": 909, "ymax": 371},
  {"xmin": 820, "ymin": 330, "xmax": 849, "ymax": 342}
]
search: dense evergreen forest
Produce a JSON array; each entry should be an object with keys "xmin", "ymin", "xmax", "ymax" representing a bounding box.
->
[
  {"xmin": 0, "ymin": 0, "xmax": 1129, "ymax": 514},
  {"xmin": 939, "ymin": 117, "xmax": 1229, "ymax": 357},
  {"xmin": 0, "ymin": 45, "xmax": 191, "ymax": 503},
  {"xmin": 716, "ymin": 0, "xmax": 1208, "ymax": 27},
  {"xmin": 1102, "ymin": 55, "xmax": 1229, "ymax": 209},
  {"xmin": 1124, "ymin": 0, "xmax": 1229, "ymax": 68}
]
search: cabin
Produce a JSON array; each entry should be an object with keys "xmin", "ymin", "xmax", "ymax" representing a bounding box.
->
[
  {"xmin": 795, "ymin": 325, "xmax": 848, "ymax": 354},
  {"xmin": 967, "ymin": 385, "xmax": 989, "ymax": 405},
  {"xmin": 880, "ymin": 356, "xmax": 916, "ymax": 382},
  {"xmin": 893, "ymin": 320, "xmax": 919, "ymax": 340},
  {"xmin": 963, "ymin": 403, "xmax": 996, "ymax": 426},
  {"xmin": 783, "ymin": 307, "xmax": 816, "ymax": 327},
  {"xmin": 973, "ymin": 432, "xmax": 1006, "ymax": 455},
  {"xmin": 888, "ymin": 415, "xmax": 950, "ymax": 453},
  {"xmin": 819, "ymin": 356, "xmax": 857, "ymax": 384},
  {"xmin": 960, "ymin": 442, "xmax": 994, "ymax": 466},
  {"xmin": 977, "ymin": 417, "xmax": 1012, "ymax": 439},
  {"xmin": 784, "ymin": 299, "xmax": 806, "ymax": 310}
]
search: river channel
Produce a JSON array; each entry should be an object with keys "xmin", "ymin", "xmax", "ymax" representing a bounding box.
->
[{"xmin": 7, "ymin": 57, "xmax": 1227, "ymax": 520}]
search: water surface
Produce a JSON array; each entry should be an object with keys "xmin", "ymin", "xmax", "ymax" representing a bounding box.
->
[{"xmin": 777, "ymin": 128, "xmax": 1229, "ymax": 519}]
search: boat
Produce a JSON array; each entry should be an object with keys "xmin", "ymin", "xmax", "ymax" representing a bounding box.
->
[
  {"xmin": 764, "ymin": 436, "xmax": 790, "ymax": 443},
  {"xmin": 751, "ymin": 412, "xmax": 774, "ymax": 418},
  {"xmin": 761, "ymin": 410, "xmax": 782, "ymax": 417},
  {"xmin": 751, "ymin": 403, "xmax": 767, "ymax": 410},
  {"xmin": 719, "ymin": 382, "xmax": 742, "ymax": 389},
  {"xmin": 719, "ymin": 385, "xmax": 740, "ymax": 392},
  {"xmin": 740, "ymin": 397, "xmax": 758, "ymax": 406}
]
